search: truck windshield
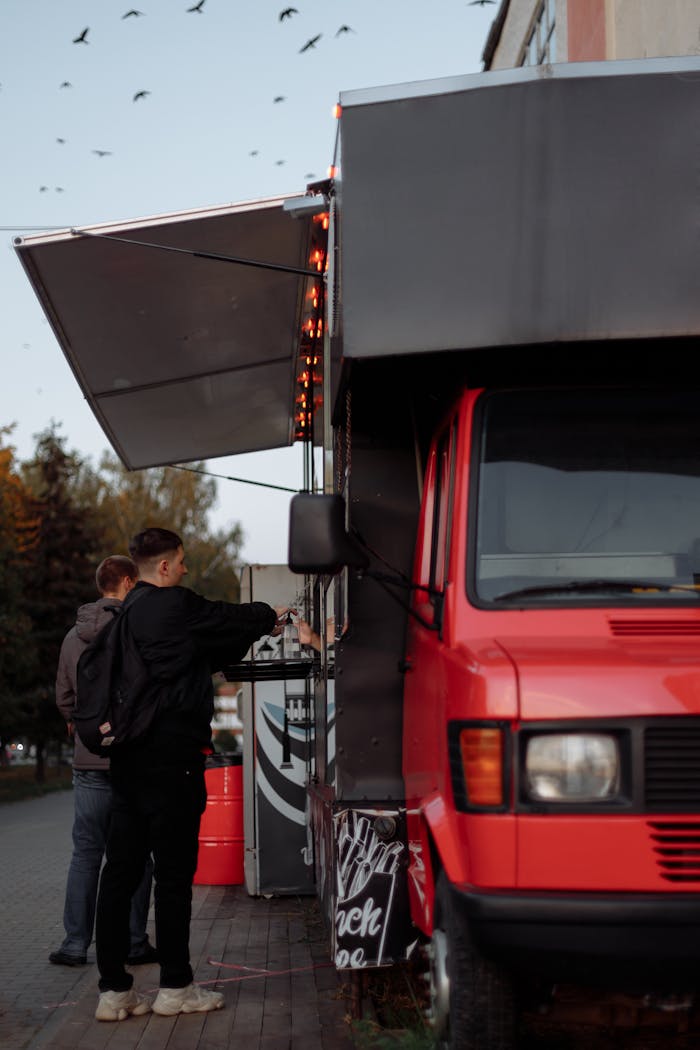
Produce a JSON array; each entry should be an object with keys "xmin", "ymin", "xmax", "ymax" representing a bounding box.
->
[{"xmin": 474, "ymin": 388, "xmax": 700, "ymax": 605}]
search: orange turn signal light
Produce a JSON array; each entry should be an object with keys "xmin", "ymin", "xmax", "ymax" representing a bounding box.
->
[{"xmin": 459, "ymin": 728, "xmax": 504, "ymax": 806}]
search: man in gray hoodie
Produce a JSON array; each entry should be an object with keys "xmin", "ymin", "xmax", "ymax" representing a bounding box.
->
[{"xmin": 49, "ymin": 555, "xmax": 156, "ymax": 968}]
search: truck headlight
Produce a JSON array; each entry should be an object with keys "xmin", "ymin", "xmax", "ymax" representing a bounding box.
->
[{"xmin": 524, "ymin": 734, "xmax": 619, "ymax": 801}]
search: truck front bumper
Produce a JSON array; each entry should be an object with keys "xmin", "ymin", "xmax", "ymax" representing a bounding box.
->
[{"xmin": 453, "ymin": 884, "xmax": 700, "ymax": 975}]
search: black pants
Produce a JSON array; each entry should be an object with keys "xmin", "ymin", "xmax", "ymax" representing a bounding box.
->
[{"xmin": 96, "ymin": 758, "xmax": 206, "ymax": 991}]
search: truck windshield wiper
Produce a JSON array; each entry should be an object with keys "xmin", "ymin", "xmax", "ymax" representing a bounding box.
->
[{"xmin": 493, "ymin": 579, "xmax": 700, "ymax": 602}]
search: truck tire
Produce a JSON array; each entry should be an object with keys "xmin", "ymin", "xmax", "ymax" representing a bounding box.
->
[{"xmin": 430, "ymin": 872, "xmax": 516, "ymax": 1050}]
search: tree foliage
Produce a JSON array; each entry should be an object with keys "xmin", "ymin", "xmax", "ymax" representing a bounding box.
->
[
  {"xmin": 89, "ymin": 455, "xmax": 243, "ymax": 601},
  {"xmin": 0, "ymin": 428, "xmax": 39, "ymax": 747},
  {"xmin": 1, "ymin": 428, "xmax": 245, "ymax": 779},
  {"xmin": 19, "ymin": 427, "xmax": 104, "ymax": 778}
]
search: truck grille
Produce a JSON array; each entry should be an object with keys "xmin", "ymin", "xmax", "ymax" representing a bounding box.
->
[
  {"xmin": 648, "ymin": 821, "xmax": 700, "ymax": 883},
  {"xmin": 645, "ymin": 725, "xmax": 700, "ymax": 809},
  {"xmin": 609, "ymin": 618, "xmax": 700, "ymax": 637}
]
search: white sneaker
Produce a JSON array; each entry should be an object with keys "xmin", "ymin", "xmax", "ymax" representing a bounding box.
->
[
  {"xmin": 95, "ymin": 987, "xmax": 153, "ymax": 1022},
  {"xmin": 152, "ymin": 982, "xmax": 225, "ymax": 1015}
]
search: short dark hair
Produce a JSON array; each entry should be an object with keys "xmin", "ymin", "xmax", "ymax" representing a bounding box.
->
[
  {"xmin": 128, "ymin": 527, "xmax": 183, "ymax": 567},
  {"xmin": 95, "ymin": 555, "xmax": 138, "ymax": 595}
]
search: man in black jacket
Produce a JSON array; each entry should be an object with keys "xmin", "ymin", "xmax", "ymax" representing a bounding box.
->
[{"xmin": 94, "ymin": 527, "xmax": 284, "ymax": 1022}]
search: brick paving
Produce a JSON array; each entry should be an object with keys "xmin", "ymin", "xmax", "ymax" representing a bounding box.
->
[{"xmin": 0, "ymin": 788, "xmax": 358, "ymax": 1050}]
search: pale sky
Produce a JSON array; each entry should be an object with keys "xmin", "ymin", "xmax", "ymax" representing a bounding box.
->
[{"xmin": 1, "ymin": 0, "xmax": 497, "ymax": 564}]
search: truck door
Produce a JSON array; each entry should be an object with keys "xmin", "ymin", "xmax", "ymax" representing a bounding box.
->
[{"xmin": 404, "ymin": 417, "xmax": 458, "ymax": 801}]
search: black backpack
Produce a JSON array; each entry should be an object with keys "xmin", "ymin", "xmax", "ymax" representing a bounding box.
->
[{"xmin": 74, "ymin": 587, "xmax": 159, "ymax": 756}]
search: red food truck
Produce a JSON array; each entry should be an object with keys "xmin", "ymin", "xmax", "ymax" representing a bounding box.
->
[{"xmin": 15, "ymin": 55, "xmax": 700, "ymax": 1049}]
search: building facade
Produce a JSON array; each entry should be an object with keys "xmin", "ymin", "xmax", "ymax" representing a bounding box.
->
[{"xmin": 483, "ymin": 0, "xmax": 700, "ymax": 69}]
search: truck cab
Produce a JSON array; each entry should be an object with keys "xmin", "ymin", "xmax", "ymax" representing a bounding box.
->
[{"xmin": 402, "ymin": 378, "xmax": 700, "ymax": 1040}]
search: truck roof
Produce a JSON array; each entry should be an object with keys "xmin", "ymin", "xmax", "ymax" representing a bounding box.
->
[{"xmin": 338, "ymin": 56, "xmax": 700, "ymax": 361}]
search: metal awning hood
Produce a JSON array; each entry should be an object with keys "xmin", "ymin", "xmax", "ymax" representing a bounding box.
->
[
  {"xmin": 15, "ymin": 195, "xmax": 315, "ymax": 469},
  {"xmin": 338, "ymin": 57, "xmax": 700, "ymax": 358}
]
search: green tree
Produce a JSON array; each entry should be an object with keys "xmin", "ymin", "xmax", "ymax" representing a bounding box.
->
[
  {"xmin": 4, "ymin": 430, "xmax": 244, "ymax": 779},
  {"xmin": 20, "ymin": 427, "xmax": 104, "ymax": 780},
  {"xmin": 92, "ymin": 455, "xmax": 243, "ymax": 601},
  {"xmin": 0, "ymin": 428, "xmax": 39, "ymax": 755}
]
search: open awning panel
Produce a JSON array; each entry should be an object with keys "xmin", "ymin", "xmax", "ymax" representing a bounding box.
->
[{"xmin": 15, "ymin": 196, "xmax": 314, "ymax": 468}]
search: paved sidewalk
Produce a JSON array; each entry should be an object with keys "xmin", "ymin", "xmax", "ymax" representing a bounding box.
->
[{"xmin": 0, "ymin": 788, "xmax": 357, "ymax": 1050}]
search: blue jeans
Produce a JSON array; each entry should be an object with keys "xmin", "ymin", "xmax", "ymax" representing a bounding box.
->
[{"xmin": 58, "ymin": 770, "xmax": 153, "ymax": 958}]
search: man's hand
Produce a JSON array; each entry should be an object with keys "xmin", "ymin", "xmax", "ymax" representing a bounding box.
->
[
  {"xmin": 297, "ymin": 620, "xmax": 321, "ymax": 651},
  {"xmin": 270, "ymin": 605, "xmax": 289, "ymax": 637}
]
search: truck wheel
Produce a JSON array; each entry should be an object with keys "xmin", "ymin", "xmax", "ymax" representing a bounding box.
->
[{"xmin": 428, "ymin": 873, "xmax": 516, "ymax": 1050}]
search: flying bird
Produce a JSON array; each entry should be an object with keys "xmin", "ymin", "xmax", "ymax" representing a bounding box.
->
[
  {"xmin": 56, "ymin": 137, "xmax": 66, "ymax": 144},
  {"xmin": 275, "ymin": 159, "xmax": 285, "ymax": 165},
  {"xmin": 122, "ymin": 9, "xmax": 144, "ymax": 16},
  {"xmin": 279, "ymin": 7, "xmax": 298, "ymax": 19},
  {"xmin": 73, "ymin": 27, "xmax": 89, "ymax": 44},
  {"xmin": 55, "ymin": 187, "xmax": 65, "ymax": 193},
  {"xmin": 468, "ymin": 0, "xmax": 495, "ymax": 5},
  {"xmin": 299, "ymin": 33, "xmax": 321, "ymax": 53},
  {"xmin": 133, "ymin": 90, "xmax": 150, "ymax": 101},
  {"xmin": 39, "ymin": 186, "xmax": 48, "ymax": 192},
  {"xmin": 60, "ymin": 81, "xmax": 72, "ymax": 88},
  {"xmin": 273, "ymin": 95, "xmax": 286, "ymax": 103},
  {"xmin": 92, "ymin": 149, "xmax": 113, "ymax": 157},
  {"xmin": 249, "ymin": 150, "xmax": 259, "ymax": 156},
  {"xmin": 335, "ymin": 25, "xmax": 354, "ymax": 36},
  {"xmin": 187, "ymin": 0, "xmax": 205, "ymax": 11}
]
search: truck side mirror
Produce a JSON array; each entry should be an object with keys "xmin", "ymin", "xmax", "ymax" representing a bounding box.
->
[{"xmin": 288, "ymin": 494, "xmax": 369, "ymax": 575}]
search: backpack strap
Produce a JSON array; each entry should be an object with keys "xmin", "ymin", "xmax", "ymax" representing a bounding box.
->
[{"xmin": 113, "ymin": 585, "xmax": 154, "ymax": 674}]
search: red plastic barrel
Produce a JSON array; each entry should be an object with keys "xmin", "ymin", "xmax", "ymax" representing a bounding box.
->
[{"xmin": 194, "ymin": 756, "xmax": 244, "ymax": 885}]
